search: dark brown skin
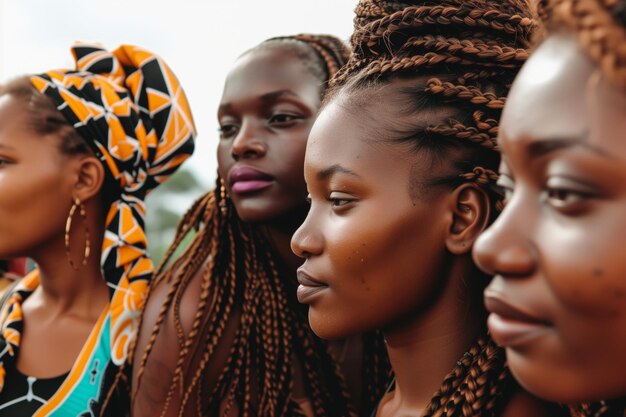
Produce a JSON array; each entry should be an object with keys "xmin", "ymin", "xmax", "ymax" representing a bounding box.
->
[
  {"xmin": 291, "ymin": 79, "xmax": 555, "ymax": 417},
  {"xmin": 132, "ymin": 45, "xmax": 361, "ymax": 417},
  {"xmin": 0, "ymin": 94, "xmax": 109, "ymax": 378},
  {"xmin": 473, "ymin": 32, "xmax": 626, "ymax": 404}
]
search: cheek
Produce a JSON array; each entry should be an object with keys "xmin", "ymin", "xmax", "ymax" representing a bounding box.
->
[
  {"xmin": 325, "ymin": 203, "xmax": 446, "ymax": 328},
  {"xmin": 274, "ymin": 137, "xmax": 307, "ymax": 181},
  {"xmin": 216, "ymin": 142, "xmax": 232, "ymax": 180},
  {"xmin": 539, "ymin": 205, "xmax": 626, "ymax": 315},
  {"xmin": 0, "ymin": 163, "xmax": 72, "ymax": 256}
]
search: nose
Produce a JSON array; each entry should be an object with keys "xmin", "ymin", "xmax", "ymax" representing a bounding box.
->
[
  {"xmin": 473, "ymin": 207, "xmax": 537, "ymax": 278},
  {"xmin": 291, "ymin": 213, "xmax": 324, "ymax": 259},
  {"xmin": 231, "ymin": 120, "xmax": 266, "ymax": 161}
]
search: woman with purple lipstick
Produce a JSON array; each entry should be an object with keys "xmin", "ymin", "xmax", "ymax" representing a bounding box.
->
[{"xmin": 132, "ymin": 34, "xmax": 390, "ymax": 417}]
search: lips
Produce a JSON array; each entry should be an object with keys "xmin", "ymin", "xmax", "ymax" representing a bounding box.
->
[
  {"xmin": 484, "ymin": 292, "xmax": 552, "ymax": 348},
  {"xmin": 296, "ymin": 269, "xmax": 329, "ymax": 304},
  {"xmin": 228, "ymin": 166, "xmax": 274, "ymax": 194}
]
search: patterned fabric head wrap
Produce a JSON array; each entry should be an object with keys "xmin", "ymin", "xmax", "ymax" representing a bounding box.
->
[{"xmin": 0, "ymin": 43, "xmax": 195, "ymax": 415}]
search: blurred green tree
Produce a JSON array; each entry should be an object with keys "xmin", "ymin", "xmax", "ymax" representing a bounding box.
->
[{"xmin": 145, "ymin": 168, "xmax": 208, "ymax": 265}]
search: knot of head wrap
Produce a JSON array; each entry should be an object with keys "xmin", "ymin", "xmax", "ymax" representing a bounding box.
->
[{"xmin": 29, "ymin": 43, "xmax": 196, "ymax": 364}]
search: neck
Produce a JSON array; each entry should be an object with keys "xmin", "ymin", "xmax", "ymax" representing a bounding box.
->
[
  {"xmin": 382, "ymin": 257, "xmax": 486, "ymax": 414},
  {"xmin": 28, "ymin": 216, "xmax": 108, "ymax": 314}
]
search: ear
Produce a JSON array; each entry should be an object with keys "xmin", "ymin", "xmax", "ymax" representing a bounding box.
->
[
  {"xmin": 445, "ymin": 183, "xmax": 491, "ymax": 255},
  {"xmin": 71, "ymin": 155, "xmax": 106, "ymax": 203}
]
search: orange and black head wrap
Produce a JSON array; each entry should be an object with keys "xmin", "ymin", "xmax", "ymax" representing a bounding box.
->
[{"xmin": 0, "ymin": 42, "xmax": 195, "ymax": 414}]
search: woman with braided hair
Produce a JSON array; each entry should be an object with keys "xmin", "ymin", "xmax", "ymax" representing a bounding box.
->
[
  {"xmin": 132, "ymin": 34, "xmax": 390, "ymax": 417},
  {"xmin": 472, "ymin": 0, "xmax": 626, "ymax": 416},
  {"xmin": 291, "ymin": 1, "xmax": 564, "ymax": 417},
  {"xmin": 0, "ymin": 43, "xmax": 195, "ymax": 416}
]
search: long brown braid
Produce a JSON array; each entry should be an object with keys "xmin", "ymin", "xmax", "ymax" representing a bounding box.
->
[
  {"xmin": 538, "ymin": 2, "xmax": 626, "ymax": 415},
  {"xmin": 324, "ymin": 1, "xmax": 536, "ymax": 416},
  {"xmin": 132, "ymin": 34, "xmax": 390, "ymax": 417},
  {"xmin": 539, "ymin": 0, "xmax": 626, "ymax": 88}
]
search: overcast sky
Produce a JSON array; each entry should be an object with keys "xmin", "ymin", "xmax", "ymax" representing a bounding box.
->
[{"xmin": 0, "ymin": 0, "xmax": 356, "ymax": 192}]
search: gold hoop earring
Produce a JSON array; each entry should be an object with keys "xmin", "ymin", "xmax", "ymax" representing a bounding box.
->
[
  {"xmin": 219, "ymin": 178, "xmax": 230, "ymax": 216},
  {"xmin": 65, "ymin": 197, "xmax": 91, "ymax": 270}
]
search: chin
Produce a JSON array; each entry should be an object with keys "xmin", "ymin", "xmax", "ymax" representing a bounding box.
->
[
  {"xmin": 308, "ymin": 308, "xmax": 368, "ymax": 341},
  {"xmin": 233, "ymin": 205, "xmax": 279, "ymax": 224},
  {"xmin": 232, "ymin": 198, "xmax": 294, "ymax": 225},
  {"xmin": 507, "ymin": 349, "xmax": 619, "ymax": 404}
]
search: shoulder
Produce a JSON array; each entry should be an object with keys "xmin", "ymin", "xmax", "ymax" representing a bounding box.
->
[
  {"xmin": 131, "ymin": 256, "xmax": 208, "ymax": 417},
  {"xmin": 132, "ymin": 249, "xmax": 242, "ymax": 416},
  {"xmin": 501, "ymin": 389, "xmax": 569, "ymax": 417},
  {"xmin": 137, "ymin": 254, "xmax": 209, "ymax": 352}
]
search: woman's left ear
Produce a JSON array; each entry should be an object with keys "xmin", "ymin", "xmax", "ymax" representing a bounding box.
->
[
  {"xmin": 445, "ymin": 183, "xmax": 491, "ymax": 255},
  {"xmin": 72, "ymin": 155, "xmax": 106, "ymax": 203}
]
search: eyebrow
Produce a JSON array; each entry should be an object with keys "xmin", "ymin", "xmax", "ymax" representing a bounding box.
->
[
  {"xmin": 526, "ymin": 135, "xmax": 611, "ymax": 159},
  {"xmin": 259, "ymin": 89, "xmax": 299, "ymax": 102},
  {"xmin": 0, "ymin": 143, "xmax": 15, "ymax": 150},
  {"xmin": 218, "ymin": 89, "xmax": 300, "ymax": 113},
  {"xmin": 317, "ymin": 164, "xmax": 361, "ymax": 181}
]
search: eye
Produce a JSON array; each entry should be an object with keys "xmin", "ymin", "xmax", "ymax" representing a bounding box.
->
[
  {"xmin": 268, "ymin": 113, "xmax": 302, "ymax": 126},
  {"xmin": 545, "ymin": 187, "xmax": 586, "ymax": 208},
  {"xmin": 218, "ymin": 123, "xmax": 239, "ymax": 140},
  {"xmin": 329, "ymin": 191, "xmax": 356, "ymax": 209},
  {"xmin": 496, "ymin": 174, "xmax": 515, "ymax": 206},
  {"xmin": 543, "ymin": 177, "xmax": 595, "ymax": 214}
]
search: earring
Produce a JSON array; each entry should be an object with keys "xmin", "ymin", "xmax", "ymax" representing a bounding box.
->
[
  {"xmin": 219, "ymin": 178, "xmax": 229, "ymax": 216},
  {"xmin": 65, "ymin": 197, "xmax": 91, "ymax": 270}
]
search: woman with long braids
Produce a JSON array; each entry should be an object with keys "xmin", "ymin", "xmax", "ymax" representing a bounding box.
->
[
  {"xmin": 472, "ymin": 0, "xmax": 626, "ymax": 416},
  {"xmin": 291, "ymin": 1, "xmax": 564, "ymax": 416},
  {"xmin": 132, "ymin": 34, "xmax": 390, "ymax": 417},
  {"xmin": 0, "ymin": 44, "xmax": 195, "ymax": 416}
]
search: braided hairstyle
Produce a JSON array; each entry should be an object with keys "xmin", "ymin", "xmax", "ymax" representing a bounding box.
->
[
  {"xmin": 133, "ymin": 34, "xmax": 390, "ymax": 417},
  {"xmin": 324, "ymin": 1, "xmax": 535, "ymax": 416},
  {"xmin": 537, "ymin": 3, "xmax": 626, "ymax": 415},
  {"xmin": 539, "ymin": 0, "xmax": 626, "ymax": 88}
]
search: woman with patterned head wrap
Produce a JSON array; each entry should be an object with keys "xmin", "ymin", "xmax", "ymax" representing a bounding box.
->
[
  {"xmin": 0, "ymin": 43, "xmax": 195, "ymax": 416},
  {"xmin": 291, "ymin": 1, "xmax": 565, "ymax": 416},
  {"xmin": 472, "ymin": 0, "xmax": 626, "ymax": 415},
  {"xmin": 132, "ymin": 34, "xmax": 391, "ymax": 417}
]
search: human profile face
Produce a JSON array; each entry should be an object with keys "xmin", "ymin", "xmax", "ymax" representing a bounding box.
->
[
  {"xmin": 217, "ymin": 44, "xmax": 322, "ymax": 223},
  {"xmin": 291, "ymin": 82, "xmax": 454, "ymax": 340},
  {"xmin": 473, "ymin": 33, "xmax": 626, "ymax": 403},
  {"xmin": 0, "ymin": 94, "xmax": 79, "ymax": 259}
]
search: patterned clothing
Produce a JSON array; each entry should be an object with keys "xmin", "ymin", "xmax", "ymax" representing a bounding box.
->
[
  {"xmin": 0, "ymin": 363, "xmax": 67, "ymax": 416},
  {"xmin": 0, "ymin": 43, "xmax": 195, "ymax": 415}
]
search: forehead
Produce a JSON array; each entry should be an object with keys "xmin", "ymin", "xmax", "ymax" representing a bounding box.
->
[
  {"xmin": 0, "ymin": 94, "xmax": 66, "ymax": 159},
  {"xmin": 0, "ymin": 95, "xmax": 29, "ymax": 133},
  {"xmin": 220, "ymin": 46, "xmax": 318, "ymax": 104},
  {"xmin": 306, "ymin": 96, "xmax": 417, "ymax": 177},
  {"xmin": 500, "ymin": 33, "xmax": 626, "ymax": 159}
]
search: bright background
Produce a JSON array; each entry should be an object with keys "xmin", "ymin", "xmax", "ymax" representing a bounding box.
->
[{"xmin": 0, "ymin": 0, "xmax": 356, "ymax": 259}]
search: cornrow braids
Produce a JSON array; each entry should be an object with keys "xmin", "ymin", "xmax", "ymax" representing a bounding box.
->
[
  {"xmin": 329, "ymin": 0, "xmax": 534, "ymax": 213},
  {"xmin": 133, "ymin": 34, "xmax": 391, "ymax": 417},
  {"xmin": 320, "ymin": 1, "xmax": 535, "ymax": 416},
  {"xmin": 539, "ymin": 0, "xmax": 626, "ymax": 88},
  {"xmin": 422, "ymin": 337, "xmax": 515, "ymax": 417},
  {"xmin": 260, "ymin": 34, "xmax": 351, "ymax": 98},
  {"xmin": 353, "ymin": 0, "xmax": 535, "ymax": 30}
]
